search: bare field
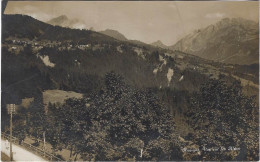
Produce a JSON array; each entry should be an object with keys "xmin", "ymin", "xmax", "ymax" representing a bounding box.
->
[{"xmin": 43, "ymin": 89, "xmax": 83, "ymax": 108}]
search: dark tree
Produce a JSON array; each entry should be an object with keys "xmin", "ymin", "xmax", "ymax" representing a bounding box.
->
[
  {"xmin": 186, "ymin": 76, "xmax": 259, "ymax": 160},
  {"xmin": 48, "ymin": 72, "xmax": 184, "ymax": 161}
]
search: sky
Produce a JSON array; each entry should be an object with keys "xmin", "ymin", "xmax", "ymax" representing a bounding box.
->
[{"xmin": 4, "ymin": 1, "xmax": 259, "ymax": 46}]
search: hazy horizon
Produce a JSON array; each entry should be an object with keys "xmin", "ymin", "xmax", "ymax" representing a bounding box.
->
[{"xmin": 4, "ymin": 1, "xmax": 259, "ymax": 45}]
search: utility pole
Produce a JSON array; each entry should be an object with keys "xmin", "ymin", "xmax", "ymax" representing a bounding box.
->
[
  {"xmin": 7, "ymin": 104, "xmax": 16, "ymax": 161},
  {"xmin": 43, "ymin": 131, "xmax": 46, "ymax": 157}
]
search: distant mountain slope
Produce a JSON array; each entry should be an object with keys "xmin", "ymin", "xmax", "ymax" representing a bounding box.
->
[
  {"xmin": 2, "ymin": 14, "xmax": 117, "ymax": 43},
  {"xmin": 150, "ymin": 40, "xmax": 169, "ymax": 49},
  {"xmin": 47, "ymin": 15, "xmax": 128, "ymax": 42},
  {"xmin": 99, "ymin": 29, "xmax": 155, "ymax": 48},
  {"xmin": 46, "ymin": 15, "xmax": 149, "ymax": 46},
  {"xmin": 171, "ymin": 18, "xmax": 259, "ymax": 65},
  {"xmin": 99, "ymin": 29, "xmax": 128, "ymax": 41},
  {"xmin": 47, "ymin": 15, "xmax": 69, "ymax": 26},
  {"xmin": 47, "ymin": 15, "xmax": 87, "ymax": 29}
]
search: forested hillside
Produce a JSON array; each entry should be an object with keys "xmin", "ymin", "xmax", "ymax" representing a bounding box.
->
[{"xmin": 1, "ymin": 14, "xmax": 259, "ymax": 161}]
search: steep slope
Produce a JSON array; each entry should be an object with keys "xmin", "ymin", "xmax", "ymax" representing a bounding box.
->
[
  {"xmin": 99, "ymin": 29, "xmax": 128, "ymax": 41},
  {"xmin": 46, "ymin": 15, "xmax": 87, "ymax": 29},
  {"xmin": 171, "ymin": 18, "xmax": 259, "ymax": 65},
  {"xmin": 150, "ymin": 40, "xmax": 169, "ymax": 49}
]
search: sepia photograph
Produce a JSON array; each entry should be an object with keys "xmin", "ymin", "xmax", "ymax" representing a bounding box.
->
[{"xmin": 1, "ymin": 0, "xmax": 259, "ymax": 161}]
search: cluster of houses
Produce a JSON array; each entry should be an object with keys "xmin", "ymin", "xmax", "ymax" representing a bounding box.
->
[
  {"xmin": 10, "ymin": 39, "xmax": 59, "ymax": 50},
  {"xmin": 4, "ymin": 38, "xmax": 99, "ymax": 53}
]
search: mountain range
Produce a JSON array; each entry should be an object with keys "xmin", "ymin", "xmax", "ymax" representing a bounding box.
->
[
  {"xmin": 47, "ymin": 15, "xmax": 129, "ymax": 41},
  {"xmin": 170, "ymin": 18, "xmax": 259, "ymax": 65},
  {"xmin": 3, "ymin": 15, "xmax": 258, "ymax": 72},
  {"xmin": 46, "ymin": 15, "xmax": 259, "ymax": 65}
]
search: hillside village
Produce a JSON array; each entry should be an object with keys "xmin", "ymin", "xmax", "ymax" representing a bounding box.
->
[{"xmin": 3, "ymin": 38, "xmax": 103, "ymax": 54}]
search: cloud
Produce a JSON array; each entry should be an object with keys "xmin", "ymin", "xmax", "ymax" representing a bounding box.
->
[{"xmin": 205, "ymin": 12, "xmax": 226, "ymax": 19}]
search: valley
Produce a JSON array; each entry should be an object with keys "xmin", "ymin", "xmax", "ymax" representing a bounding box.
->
[{"xmin": 1, "ymin": 13, "xmax": 259, "ymax": 161}]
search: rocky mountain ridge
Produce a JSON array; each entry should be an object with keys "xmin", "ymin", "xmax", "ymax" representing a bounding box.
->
[{"xmin": 170, "ymin": 17, "xmax": 259, "ymax": 65}]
